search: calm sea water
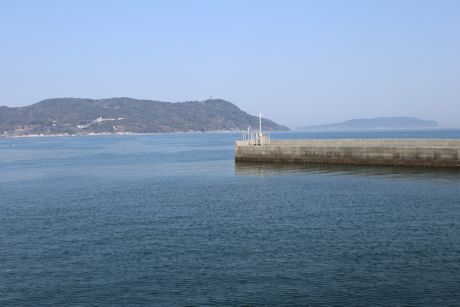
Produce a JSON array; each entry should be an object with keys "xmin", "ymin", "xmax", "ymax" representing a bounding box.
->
[{"xmin": 1, "ymin": 130, "xmax": 460, "ymax": 306}]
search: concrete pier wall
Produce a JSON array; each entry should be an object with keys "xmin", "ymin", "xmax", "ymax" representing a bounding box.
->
[{"xmin": 235, "ymin": 139, "xmax": 460, "ymax": 168}]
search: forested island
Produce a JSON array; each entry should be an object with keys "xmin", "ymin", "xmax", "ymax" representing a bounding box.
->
[
  {"xmin": 0, "ymin": 98, "xmax": 289, "ymax": 136},
  {"xmin": 299, "ymin": 117, "xmax": 439, "ymax": 131}
]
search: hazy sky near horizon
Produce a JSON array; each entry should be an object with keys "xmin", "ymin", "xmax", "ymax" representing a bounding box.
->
[{"xmin": 1, "ymin": 0, "xmax": 459, "ymax": 128}]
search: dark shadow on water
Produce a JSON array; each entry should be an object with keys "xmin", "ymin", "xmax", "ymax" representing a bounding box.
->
[{"xmin": 235, "ymin": 161, "xmax": 460, "ymax": 182}]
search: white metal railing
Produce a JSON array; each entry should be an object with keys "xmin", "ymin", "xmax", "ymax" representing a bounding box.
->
[
  {"xmin": 242, "ymin": 132, "xmax": 270, "ymax": 146},
  {"xmin": 241, "ymin": 113, "xmax": 270, "ymax": 145}
]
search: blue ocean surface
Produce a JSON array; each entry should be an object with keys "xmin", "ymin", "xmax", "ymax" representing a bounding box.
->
[{"xmin": 1, "ymin": 130, "xmax": 460, "ymax": 305}]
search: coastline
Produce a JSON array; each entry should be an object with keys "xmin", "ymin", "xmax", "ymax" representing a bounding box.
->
[
  {"xmin": 3, "ymin": 128, "xmax": 460, "ymax": 139},
  {"xmin": 0, "ymin": 130, "xmax": 246, "ymax": 139}
]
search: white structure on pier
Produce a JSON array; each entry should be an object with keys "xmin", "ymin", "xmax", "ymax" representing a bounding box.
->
[{"xmin": 242, "ymin": 112, "xmax": 270, "ymax": 145}]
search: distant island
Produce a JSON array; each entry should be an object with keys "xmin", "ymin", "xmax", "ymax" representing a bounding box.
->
[
  {"xmin": 299, "ymin": 117, "xmax": 439, "ymax": 131},
  {"xmin": 0, "ymin": 98, "xmax": 289, "ymax": 137}
]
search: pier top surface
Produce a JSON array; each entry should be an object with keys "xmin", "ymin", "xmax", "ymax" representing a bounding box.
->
[{"xmin": 236, "ymin": 139, "xmax": 460, "ymax": 148}]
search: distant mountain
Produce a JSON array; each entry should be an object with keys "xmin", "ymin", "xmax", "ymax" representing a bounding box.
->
[
  {"xmin": 0, "ymin": 98, "xmax": 289, "ymax": 136},
  {"xmin": 299, "ymin": 117, "xmax": 439, "ymax": 131}
]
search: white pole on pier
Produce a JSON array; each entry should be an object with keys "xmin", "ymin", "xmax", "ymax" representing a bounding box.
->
[{"xmin": 259, "ymin": 113, "xmax": 262, "ymax": 135}]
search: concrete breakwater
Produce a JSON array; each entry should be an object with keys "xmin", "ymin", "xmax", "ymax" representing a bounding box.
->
[{"xmin": 235, "ymin": 139, "xmax": 460, "ymax": 168}]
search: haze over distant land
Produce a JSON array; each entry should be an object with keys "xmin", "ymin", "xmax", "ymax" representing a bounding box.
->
[
  {"xmin": 0, "ymin": 98, "xmax": 288, "ymax": 136},
  {"xmin": 299, "ymin": 117, "xmax": 439, "ymax": 131},
  {"xmin": 0, "ymin": 1, "xmax": 459, "ymax": 128}
]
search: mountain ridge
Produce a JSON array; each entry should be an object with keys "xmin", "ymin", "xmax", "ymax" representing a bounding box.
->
[
  {"xmin": 299, "ymin": 117, "xmax": 439, "ymax": 131},
  {"xmin": 0, "ymin": 97, "xmax": 289, "ymax": 136}
]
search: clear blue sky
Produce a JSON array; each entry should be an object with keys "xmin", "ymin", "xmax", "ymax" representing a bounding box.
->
[{"xmin": 1, "ymin": 0, "xmax": 459, "ymax": 127}]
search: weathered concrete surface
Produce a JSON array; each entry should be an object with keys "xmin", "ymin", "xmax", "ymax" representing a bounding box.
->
[{"xmin": 235, "ymin": 139, "xmax": 460, "ymax": 168}]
